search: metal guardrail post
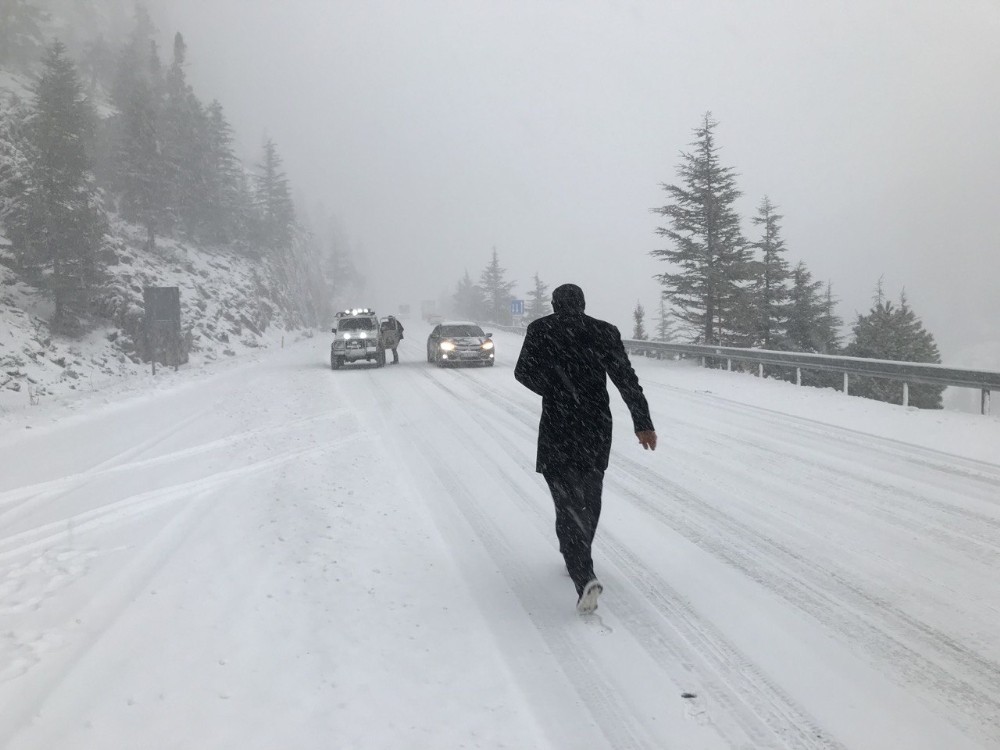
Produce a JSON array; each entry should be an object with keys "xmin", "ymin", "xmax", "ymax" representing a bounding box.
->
[
  {"xmin": 843, "ymin": 372, "xmax": 849, "ymax": 395},
  {"xmin": 796, "ymin": 367, "xmax": 802, "ymax": 386},
  {"xmin": 984, "ymin": 388, "xmax": 992, "ymax": 416},
  {"xmin": 903, "ymin": 382, "xmax": 909, "ymax": 408}
]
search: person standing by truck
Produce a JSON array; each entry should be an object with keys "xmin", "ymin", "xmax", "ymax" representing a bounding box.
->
[{"xmin": 381, "ymin": 315, "xmax": 405, "ymax": 364}]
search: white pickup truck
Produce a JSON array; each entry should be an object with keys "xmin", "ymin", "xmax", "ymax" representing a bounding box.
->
[{"xmin": 330, "ymin": 309, "xmax": 386, "ymax": 369}]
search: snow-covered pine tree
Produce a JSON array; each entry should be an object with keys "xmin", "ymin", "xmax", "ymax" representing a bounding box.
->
[
  {"xmin": 652, "ymin": 112, "xmax": 751, "ymax": 349},
  {"xmin": 782, "ymin": 261, "xmax": 845, "ymax": 387},
  {"xmin": 19, "ymin": 41, "xmax": 108, "ymax": 331},
  {"xmin": 845, "ymin": 284, "xmax": 943, "ymax": 408},
  {"xmin": 784, "ymin": 261, "xmax": 826, "ymax": 352},
  {"xmin": 254, "ymin": 137, "xmax": 295, "ymax": 254},
  {"xmin": 632, "ymin": 301, "xmax": 648, "ymax": 340},
  {"xmin": 525, "ymin": 272, "xmax": 550, "ymax": 322},
  {"xmin": 0, "ymin": 93, "xmax": 35, "ymax": 267},
  {"xmin": 816, "ymin": 281, "xmax": 843, "ymax": 354},
  {"xmin": 749, "ymin": 196, "xmax": 791, "ymax": 349},
  {"xmin": 160, "ymin": 32, "xmax": 210, "ymax": 240},
  {"xmin": 203, "ymin": 100, "xmax": 251, "ymax": 247},
  {"xmin": 478, "ymin": 247, "xmax": 515, "ymax": 325},
  {"xmin": 108, "ymin": 20, "xmax": 165, "ymax": 251}
]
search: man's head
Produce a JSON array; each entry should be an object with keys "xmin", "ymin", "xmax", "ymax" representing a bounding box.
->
[{"xmin": 552, "ymin": 283, "xmax": 585, "ymax": 315}]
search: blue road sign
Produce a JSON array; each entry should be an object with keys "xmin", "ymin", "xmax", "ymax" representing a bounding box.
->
[{"xmin": 511, "ymin": 299, "xmax": 525, "ymax": 316}]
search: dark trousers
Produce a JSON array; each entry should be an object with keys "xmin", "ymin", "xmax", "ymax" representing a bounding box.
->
[
  {"xmin": 543, "ymin": 469, "xmax": 604, "ymax": 597},
  {"xmin": 391, "ymin": 347, "xmax": 399, "ymax": 363}
]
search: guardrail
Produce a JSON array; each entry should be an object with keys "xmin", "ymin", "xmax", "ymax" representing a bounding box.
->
[{"xmin": 488, "ymin": 323, "xmax": 999, "ymax": 416}]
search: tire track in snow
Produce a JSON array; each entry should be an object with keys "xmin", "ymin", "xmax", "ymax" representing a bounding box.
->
[
  {"xmin": 0, "ymin": 435, "xmax": 363, "ymax": 562},
  {"xmin": 366, "ymin": 371, "xmax": 657, "ymax": 750},
  {"xmin": 640, "ymin": 376, "xmax": 1000, "ymax": 488},
  {"xmin": 611, "ymin": 455, "xmax": 1000, "ymax": 746},
  {"xmin": 0, "ymin": 409, "xmax": 350, "ymax": 520},
  {"xmin": 650, "ymin": 413, "xmax": 1000, "ymax": 568},
  {"xmin": 449, "ymin": 367, "xmax": 1000, "ymax": 747},
  {"xmin": 426, "ymin": 368, "xmax": 843, "ymax": 749}
]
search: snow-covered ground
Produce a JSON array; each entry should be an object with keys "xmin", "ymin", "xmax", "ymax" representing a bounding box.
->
[{"xmin": 1, "ymin": 327, "xmax": 999, "ymax": 749}]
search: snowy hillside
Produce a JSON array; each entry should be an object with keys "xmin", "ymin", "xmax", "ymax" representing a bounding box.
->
[
  {"xmin": 1, "ymin": 50, "xmax": 331, "ymax": 411},
  {"xmin": 1, "ymin": 222, "xmax": 309, "ymax": 410},
  {"xmin": 2, "ymin": 328, "xmax": 999, "ymax": 749}
]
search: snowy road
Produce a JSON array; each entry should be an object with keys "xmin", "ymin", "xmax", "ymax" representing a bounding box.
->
[{"xmin": 1, "ymin": 328, "xmax": 999, "ymax": 749}]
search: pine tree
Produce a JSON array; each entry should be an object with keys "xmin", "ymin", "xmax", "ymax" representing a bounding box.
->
[
  {"xmin": 109, "ymin": 22, "xmax": 165, "ymax": 250},
  {"xmin": 815, "ymin": 281, "xmax": 843, "ymax": 354},
  {"xmin": 18, "ymin": 41, "xmax": 108, "ymax": 330},
  {"xmin": 525, "ymin": 272, "xmax": 550, "ymax": 321},
  {"xmin": 0, "ymin": 93, "xmax": 35, "ymax": 267},
  {"xmin": 478, "ymin": 247, "xmax": 515, "ymax": 324},
  {"xmin": 203, "ymin": 100, "xmax": 250, "ymax": 246},
  {"xmin": 453, "ymin": 270, "xmax": 485, "ymax": 320},
  {"xmin": 652, "ymin": 112, "xmax": 751, "ymax": 347},
  {"xmin": 632, "ymin": 301, "xmax": 648, "ymax": 340},
  {"xmin": 749, "ymin": 196, "xmax": 791, "ymax": 349},
  {"xmin": 160, "ymin": 32, "xmax": 197, "ymax": 237},
  {"xmin": 254, "ymin": 137, "xmax": 295, "ymax": 253},
  {"xmin": 784, "ymin": 261, "xmax": 827, "ymax": 353},
  {"xmin": 845, "ymin": 284, "xmax": 943, "ymax": 408},
  {"xmin": 0, "ymin": 0, "xmax": 47, "ymax": 69},
  {"xmin": 655, "ymin": 295, "xmax": 677, "ymax": 342}
]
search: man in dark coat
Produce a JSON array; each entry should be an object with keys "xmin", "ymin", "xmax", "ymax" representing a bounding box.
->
[
  {"xmin": 514, "ymin": 283, "xmax": 656, "ymax": 614},
  {"xmin": 381, "ymin": 316, "xmax": 404, "ymax": 364}
]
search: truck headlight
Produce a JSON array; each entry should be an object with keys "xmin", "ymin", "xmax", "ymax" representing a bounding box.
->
[
  {"xmin": 481, "ymin": 341, "xmax": 494, "ymax": 350},
  {"xmin": 440, "ymin": 341, "xmax": 455, "ymax": 351}
]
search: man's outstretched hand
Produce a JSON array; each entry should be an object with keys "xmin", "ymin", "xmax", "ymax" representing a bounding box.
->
[{"xmin": 636, "ymin": 430, "xmax": 657, "ymax": 451}]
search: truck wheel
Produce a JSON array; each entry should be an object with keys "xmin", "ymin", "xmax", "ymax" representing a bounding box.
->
[
  {"xmin": 376, "ymin": 348, "xmax": 386, "ymax": 367},
  {"xmin": 331, "ymin": 354, "xmax": 342, "ymax": 370}
]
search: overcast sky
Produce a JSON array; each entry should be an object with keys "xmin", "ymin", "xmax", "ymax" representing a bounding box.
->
[{"xmin": 151, "ymin": 0, "xmax": 1000, "ymax": 362}]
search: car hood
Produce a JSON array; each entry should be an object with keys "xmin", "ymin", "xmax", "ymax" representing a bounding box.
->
[{"xmin": 444, "ymin": 336, "xmax": 489, "ymax": 344}]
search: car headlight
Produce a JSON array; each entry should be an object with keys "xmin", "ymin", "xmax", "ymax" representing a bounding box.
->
[
  {"xmin": 481, "ymin": 340, "xmax": 494, "ymax": 350},
  {"xmin": 359, "ymin": 332, "xmax": 367, "ymax": 339},
  {"xmin": 343, "ymin": 333, "xmax": 351, "ymax": 340},
  {"xmin": 440, "ymin": 341, "xmax": 456, "ymax": 351}
]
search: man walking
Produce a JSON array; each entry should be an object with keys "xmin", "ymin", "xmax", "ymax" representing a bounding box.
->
[{"xmin": 514, "ymin": 284, "xmax": 656, "ymax": 614}]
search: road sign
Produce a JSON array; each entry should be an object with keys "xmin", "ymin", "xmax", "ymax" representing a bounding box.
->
[{"xmin": 510, "ymin": 299, "xmax": 524, "ymax": 316}]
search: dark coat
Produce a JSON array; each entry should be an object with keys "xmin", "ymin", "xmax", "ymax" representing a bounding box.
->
[{"xmin": 514, "ymin": 310, "xmax": 654, "ymax": 474}]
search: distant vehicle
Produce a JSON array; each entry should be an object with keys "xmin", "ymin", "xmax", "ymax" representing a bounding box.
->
[
  {"xmin": 420, "ymin": 299, "xmax": 438, "ymax": 322},
  {"xmin": 330, "ymin": 308, "xmax": 385, "ymax": 369},
  {"xmin": 427, "ymin": 321, "xmax": 495, "ymax": 367}
]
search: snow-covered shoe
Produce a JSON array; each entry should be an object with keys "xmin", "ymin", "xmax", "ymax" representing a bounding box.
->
[{"xmin": 576, "ymin": 579, "xmax": 603, "ymax": 614}]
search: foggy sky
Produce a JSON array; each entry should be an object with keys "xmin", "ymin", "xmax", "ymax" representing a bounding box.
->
[{"xmin": 152, "ymin": 0, "xmax": 1000, "ymax": 362}]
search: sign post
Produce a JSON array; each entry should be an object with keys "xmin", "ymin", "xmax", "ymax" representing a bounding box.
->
[{"xmin": 143, "ymin": 286, "xmax": 182, "ymax": 375}]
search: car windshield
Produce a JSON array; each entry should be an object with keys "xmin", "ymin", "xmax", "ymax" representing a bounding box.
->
[
  {"xmin": 439, "ymin": 325, "xmax": 484, "ymax": 337},
  {"xmin": 337, "ymin": 317, "xmax": 375, "ymax": 331}
]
